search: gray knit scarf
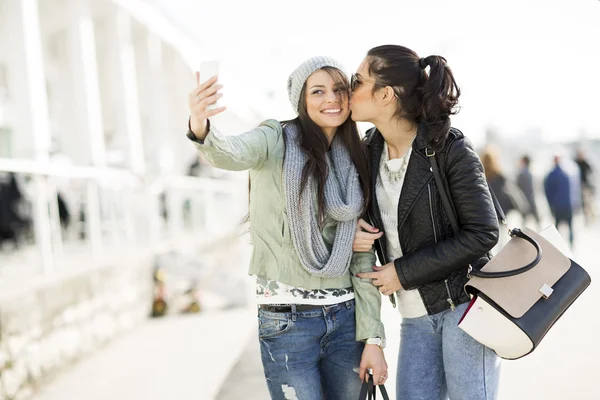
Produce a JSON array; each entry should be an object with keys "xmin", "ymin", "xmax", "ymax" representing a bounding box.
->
[{"xmin": 282, "ymin": 122, "xmax": 364, "ymax": 278}]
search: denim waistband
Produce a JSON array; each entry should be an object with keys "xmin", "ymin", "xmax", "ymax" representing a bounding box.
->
[{"xmin": 258, "ymin": 299, "xmax": 355, "ymax": 321}]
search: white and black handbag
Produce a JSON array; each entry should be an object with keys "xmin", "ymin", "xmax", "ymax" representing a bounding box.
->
[{"xmin": 427, "ymin": 149, "xmax": 592, "ymax": 360}]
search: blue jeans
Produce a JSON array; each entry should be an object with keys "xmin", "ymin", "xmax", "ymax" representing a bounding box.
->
[
  {"xmin": 258, "ymin": 300, "xmax": 364, "ymax": 400},
  {"xmin": 397, "ymin": 302, "xmax": 501, "ymax": 400}
]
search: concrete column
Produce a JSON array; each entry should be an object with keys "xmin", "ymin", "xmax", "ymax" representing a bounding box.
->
[
  {"xmin": 18, "ymin": 0, "xmax": 51, "ymax": 162},
  {"xmin": 67, "ymin": 0, "xmax": 104, "ymax": 257},
  {"xmin": 68, "ymin": 0, "xmax": 106, "ymax": 167},
  {"xmin": 146, "ymin": 34, "xmax": 174, "ymax": 175},
  {"xmin": 17, "ymin": 0, "xmax": 55, "ymax": 273},
  {"xmin": 112, "ymin": 9, "xmax": 145, "ymax": 174}
]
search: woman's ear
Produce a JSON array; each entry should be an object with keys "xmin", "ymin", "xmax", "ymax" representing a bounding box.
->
[{"xmin": 381, "ymin": 86, "xmax": 397, "ymax": 106}]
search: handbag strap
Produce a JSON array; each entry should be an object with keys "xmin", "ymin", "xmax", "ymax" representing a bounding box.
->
[
  {"xmin": 427, "ymin": 148, "xmax": 507, "ymax": 230},
  {"xmin": 359, "ymin": 375, "xmax": 390, "ymax": 400},
  {"xmin": 426, "ymin": 148, "xmax": 543, "ymax": 279}
]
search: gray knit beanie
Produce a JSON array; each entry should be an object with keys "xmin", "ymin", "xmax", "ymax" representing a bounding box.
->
[{"xmin": 287, "ymin": 56, "xmax": 345, "ymax": 113}]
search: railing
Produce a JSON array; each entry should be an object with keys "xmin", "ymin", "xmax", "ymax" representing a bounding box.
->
[{"xmin": 0, "ymin": 157, "xmax": 247, "ymax": 275}]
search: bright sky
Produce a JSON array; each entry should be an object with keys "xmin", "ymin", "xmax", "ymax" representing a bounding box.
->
[{"xmin": 155, "ymin": 0, "xmax": 600, "ymax": 146}]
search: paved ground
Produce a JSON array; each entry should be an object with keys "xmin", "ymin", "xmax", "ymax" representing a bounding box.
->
[
  {"xmin": 31, "ymin": 308, "xmax": 257, "ymax": 400},
  {"xmin": 30, "ymin": 220, "xmax": 599, "ymax": 400}
]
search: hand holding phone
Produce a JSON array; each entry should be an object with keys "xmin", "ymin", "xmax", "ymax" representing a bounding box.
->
[
  {"xmin": 199, "ymin": 61, "xmax": 221, "ymax": 111},
  {"xmin": 187, "ymin": 61, "xmax": 227, "ymax": 139}
]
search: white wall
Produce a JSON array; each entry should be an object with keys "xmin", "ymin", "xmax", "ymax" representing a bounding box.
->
[{"xmin": 1, "ymin": 0, "xmax": 257, "ymax": 171}]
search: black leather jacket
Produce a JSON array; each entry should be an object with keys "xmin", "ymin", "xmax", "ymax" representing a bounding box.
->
[{"xmin": 365, "ymin": 124, "xmax": 499, "ymax": 315}]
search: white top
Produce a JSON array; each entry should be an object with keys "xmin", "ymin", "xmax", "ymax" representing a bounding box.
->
[
  {"xmin": 255, "ymin": 276, "xmax": 355, "ymax": 305},
  {"xmin": 376, "ymin": 143, "xmax": 428, "ymax": 318}
]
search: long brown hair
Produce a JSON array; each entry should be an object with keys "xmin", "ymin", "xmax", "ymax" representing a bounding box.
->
[{"xmin": 293, "ymin": 67, "xmax": 370, "ymax": 221}]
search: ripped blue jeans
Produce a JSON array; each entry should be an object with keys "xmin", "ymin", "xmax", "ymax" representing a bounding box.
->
[{"xmin": 258, "ymin": 300, "xmax": 364, "ymax": 399}]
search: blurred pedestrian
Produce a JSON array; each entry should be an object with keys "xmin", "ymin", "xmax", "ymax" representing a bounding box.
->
[
  {"xmin": 481, "ymin": 145, "xmax": 527, "ymax": 216},
  {"xmin": 575, "ymin": 149, "xmax": 595, "ymax": 224},
  {"xmin": 0, "ymin": 172, "xmax": 29, "ymax": 248},
  {"xmin": 516, "ymin": 155, "xmax": 540, "ymax": 229},
  {"xmin": 481, "ymin": 145, "xmax": 526, "ymax": 249},
  {"xmin": 185, "ymin": 56, "xmax": 387, "ymax": 398},
  {"xmin": 544, "ymin": 155, "xmax": 577, "ymax": 246}
]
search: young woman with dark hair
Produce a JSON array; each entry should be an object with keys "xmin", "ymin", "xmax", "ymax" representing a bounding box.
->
[
  {"xmin": 351, "ymin": 45, "xmax": 501, "ymax": 399},
  {"xmin": 186, "ymin": 56, "xmax": 387, "ymax": 399}
]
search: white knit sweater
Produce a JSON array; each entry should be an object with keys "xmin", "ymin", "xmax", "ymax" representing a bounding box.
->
[{"xmin": 376, "ymin": 144, "xmax": 428, "ymax": 318}]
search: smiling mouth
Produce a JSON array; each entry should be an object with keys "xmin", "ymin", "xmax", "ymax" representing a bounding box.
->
[{"xmin": 321, "ymin": 108, "xmax": 343, "ymax": 115}]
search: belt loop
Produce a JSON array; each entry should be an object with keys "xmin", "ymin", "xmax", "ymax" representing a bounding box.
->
[
  {"xmin": 345, "ymin": 300, "xmax": 352, "ymax": 310},
  {"xmin": 291, "ymin": 304, "xmax": 297, "ymax": 322}
]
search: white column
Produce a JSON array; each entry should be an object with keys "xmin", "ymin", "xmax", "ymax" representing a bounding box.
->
[
  {"xmin": 69, "ymin": 0, "xmax": 106, "ymax": 167},
  {"xmin": 19, "ymin": 0, "xmax": 51, "ymax": 162},
  {"xmin": 113, "ymin": 9, "xmax": 145, "ymax": 174},
  {"xmin": 146, "ymin": 34, "xmax": 175, "ymax": 174},
  {"xmin": 68, "ymin": 0, "xmax": 104, "ymax": 258},
  {"xmin": 144, "ymin": 34, "xmax": 175, "ymax": 241},
  {"xmin": 18, "ymin": 0, "xmax": 55, "ymax": 273}
]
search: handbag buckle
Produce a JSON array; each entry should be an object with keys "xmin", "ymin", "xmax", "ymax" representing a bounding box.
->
[
  {"xmin": 539, "ymin": 284, "xmax": 554, "ymax": 299},
  {"xmin": 425, "ymin": 148, "xmax": 436, "ymax": 157}
]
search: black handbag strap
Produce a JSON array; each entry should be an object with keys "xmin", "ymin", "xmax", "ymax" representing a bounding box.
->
[
  {"xmin": 426, "ymin": 148, "xmax": 543, "ymax": 279},
  {"xmin": 359, "ymin": 375, "xmax": 390, "ymax": 400},
  {"xmin": 427, "ymin": 148, "xmax": 507, "ymax": 229}
]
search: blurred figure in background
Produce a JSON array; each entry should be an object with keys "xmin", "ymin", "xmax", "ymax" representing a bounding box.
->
[
  {"xmin": 516, "ymin": 155, "xmax": 540, "ymax": 229},
  {"xmin": 0, "ymin": 172, "xmax": 31, "ymax": 249},
  {"xmin": 544, "ymin": 155, "xmax": 579, "ymax": 246},
  {"xmin": 481, "ymin": 145, "xmax": 527, "ymax": 248},
  {"xmin": 481, "ymin": 145, "xmax": 527, "ymax": 216},
  {"xmin": 575, "ymin": 149, "xmax": 595, "ymax": 224}
]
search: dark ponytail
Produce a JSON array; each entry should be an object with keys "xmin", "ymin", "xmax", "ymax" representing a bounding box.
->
[
  {"xmin": 366, "ymin": 45, "xmax": 460, "ymax": 150},
  {"xmin": 419, "ymin": 55, "xmax": 460, "ymax": 150}
]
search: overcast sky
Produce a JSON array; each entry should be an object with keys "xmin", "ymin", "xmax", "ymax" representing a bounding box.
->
[{"xmin": 152, "ymin": 0, "xmax": 600, "ymax": 146}]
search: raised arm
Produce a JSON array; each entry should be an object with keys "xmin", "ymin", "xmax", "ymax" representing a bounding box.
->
[{"xmin": 186, "ymin": 72, "xmax": 281, "ymax": 171}]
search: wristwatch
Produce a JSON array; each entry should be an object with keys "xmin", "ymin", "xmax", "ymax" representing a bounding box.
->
[{"xmin": 365, "ymin": 337, "xmax": 386, "ymax": 350}]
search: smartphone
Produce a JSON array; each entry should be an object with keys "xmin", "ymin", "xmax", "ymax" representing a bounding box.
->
[{"xmin": 199, "ymin": 61, "xmax": 220, "ymax": 111}]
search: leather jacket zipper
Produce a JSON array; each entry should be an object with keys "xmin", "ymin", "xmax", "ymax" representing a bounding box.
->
[
  {"xmin": 431, "ymin": 183, "xmax": 456, "ymax": 312},
  {"xmin": 444, "ymin": 279, "xmax": 456, "ymax": 311},
  {"xmin": 428, "ymin": 184, "xmax": 438, "ymax": 243}
]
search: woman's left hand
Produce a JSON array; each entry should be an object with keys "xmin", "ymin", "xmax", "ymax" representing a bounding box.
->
[
  {"xmin": 357, "ymin": 262, "xmax": 402, "ymax": 295},
  {"xmin": 353, "ymin": 218, "xmax": 384, "ymax": 252},
  {"xmin": 359, "ymin": 345, "xmax": 388, "ymax": 385}
]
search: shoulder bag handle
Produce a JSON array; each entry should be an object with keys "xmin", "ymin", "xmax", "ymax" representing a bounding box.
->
[
  {"xmin": 425, "ymin": 148, "xmax": 542, "ymax": 279},
  {"xmin": 359, "ymin": 374, "xmax": 390, "ymax": 400}
]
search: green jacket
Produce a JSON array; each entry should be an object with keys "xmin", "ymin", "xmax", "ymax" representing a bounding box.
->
[{"xmin": 189, "ymin": 119, "xmax": 384, "ymax": 341}]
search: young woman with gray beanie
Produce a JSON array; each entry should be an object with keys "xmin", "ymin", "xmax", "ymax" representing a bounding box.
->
[{"xmin": 186, "ymin": 56, "xmax": 387, "ymax": 398}]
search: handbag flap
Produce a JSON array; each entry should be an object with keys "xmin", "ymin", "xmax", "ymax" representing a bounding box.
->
[{"xmin": 465, "ymin": 228, "xmax": 571, "ymax": 318}]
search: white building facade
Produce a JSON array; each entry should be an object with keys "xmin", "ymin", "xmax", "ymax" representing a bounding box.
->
[{"xmin": 0, "ymin": 0, "xmax": 255, "ymax": 272}]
